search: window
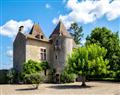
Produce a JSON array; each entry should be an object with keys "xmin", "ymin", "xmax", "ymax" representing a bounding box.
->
[
  {"xmin": 35, "ymin": 34, "xmax": 40, "ymax": 39},
  {"xmin": 55, "ymin": 39, "xmax": 61, "ymax": 50},
  {"xmin": 55, "ymin": 55, "xmax": 57, "ymax": 59},
  {"xmin": 41, "ymin": 35, "xmax": 43, "ymax": 39},
  {"xmin": 40, "ymin": 48, "xmax": 46, "ymax": 60},
  {"xmin": 56, "ymin": 40, "xmax": 59, "ymax": 46}
]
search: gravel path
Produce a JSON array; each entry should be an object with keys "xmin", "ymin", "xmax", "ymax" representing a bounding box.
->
[{"xmin": 0, "ymin": 81, "xmax": 120, "ymax": 95}]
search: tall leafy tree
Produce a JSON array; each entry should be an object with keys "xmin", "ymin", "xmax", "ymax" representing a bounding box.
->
[
  {"xmin": 22, "ymin": 60, "xmax": 48, "ymax": 89},
  {"xmin": 86, "ymin": 27, "xmax": 120, "ymax": 76},
  {"xmin": 67, "ymin": 44, "xmax": 109, "ymax": 86},
  {"xmin": 69, "ymin": 22, "xmax": 83, "ymax": 45}
]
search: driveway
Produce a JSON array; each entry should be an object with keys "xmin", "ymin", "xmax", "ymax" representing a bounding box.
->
[{"xmin": 0, "ymin": 81, "xmax": 120, "ymax": 95}]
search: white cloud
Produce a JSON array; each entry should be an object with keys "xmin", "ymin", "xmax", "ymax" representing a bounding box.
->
[
  {"xmin": 45, "ymin": 3, "xmax": 51, "ymax": 9},
  {"xmin": 53, "ymin": 0, "xmax": 120, "ymax": 28},
  {"xmin": 0, "ymin": 19, "xmax": 33, "ymax": 38},
  {"xmin": 6, "ymin": 49, "xmax": 13, "ymax": 57}
]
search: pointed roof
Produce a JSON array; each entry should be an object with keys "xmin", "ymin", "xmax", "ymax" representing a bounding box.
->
[
  {"xmin": 49, "ymin": 21, "xmax": 72, "ymax": 38},
  {"xmin": 29, "ymin": 23, "xmax": 43, "ymax": 35},
  {"xmin": 27, "ymin": 23, "xmax": 48, "ymax": 42}
]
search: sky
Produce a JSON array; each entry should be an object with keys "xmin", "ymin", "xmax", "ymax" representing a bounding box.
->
[{"xmin": 0, "ymin": 0, "xmax": 120, "ymax": 69}]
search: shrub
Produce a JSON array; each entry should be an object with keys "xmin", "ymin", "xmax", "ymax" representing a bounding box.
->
[
  {"xmin": 47, "ymin": 68, "xmax": 56, "ymax": 83},
  {"xmin": 24, "ymin": 72, "xmax": 45, "ymax": 89},
  {"xmin": 41, "ymin": 61, "xmax": 49, "ymax": 76},
  {"xmin": 6, "ymin": 68, "xmax": 15, "ymax": 84},
  {"xmin": 21, "ymin": 60, "xmax": 47, "ymax": 89},
  {"xmin": 115, "ymin": 70, "xmax": 120, "ymax": 79},
  {"xmin": 60, "ymin": 70, "xmax": 76, "ymax": 83}
]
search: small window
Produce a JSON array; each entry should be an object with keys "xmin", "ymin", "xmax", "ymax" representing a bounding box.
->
[
  {"xmin": 40, "ymin": 48, "xmax": 46, "ymax": 60},
  {"xmin": 55, "ymin": 55, "xmax": 57, "ymax": 59},
  {"xmin": 56, "ymin": 40, "xmax": 59, "ymax": 45},
  {"xmin": 35, "ymin": 34, "xmax": 40, "ymax": 39},
  {"xmin": 41, "ymin": 35, "xmax": 43, "ymax": 39}
]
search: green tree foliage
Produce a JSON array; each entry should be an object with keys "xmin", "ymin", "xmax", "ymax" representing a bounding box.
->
[
  {"xmin": 86, "ymin": 27, "xmax": 120, "ymax": 77},
  {"xmin": 60, "ymin": 66, "xmax": 76, "ymax": 83},
  {"xmin": 6, "ymin": 68, "xmax": 15, "ymax": 84},
  {"xmin": 69, "ymin": 22, "xmax": 83, "ymax": 45},
  {"xmin": 24, "ymin": 73, "xmax": 44, "ymax": 89},
  {"xmin": 41, "ymin": 61, "xmax": 49, "ymax": 75},
  {"xmin": 22, "ymin": 60, "xmax": 49, "ymax": 89},
  {"xmin": 67, "ymin": 44, "xmax": 109, "ymax": 86},
  {"xmin": 23, "ymin": 60, "xmax": 42, "ymax": 74}
]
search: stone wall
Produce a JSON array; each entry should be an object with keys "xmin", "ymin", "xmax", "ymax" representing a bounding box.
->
[
  {"xmin": 13, "ymin": 32, "xmax": 26, "ymax": 72},
  {"xmin": 50, "ymin": 36, "xmax": 74, "ymax": 74},
  {"xmin": 26, "ymin": 39, "xmax": 51, "ymax": 63}
]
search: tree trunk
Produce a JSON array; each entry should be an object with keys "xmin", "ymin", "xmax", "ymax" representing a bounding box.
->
[
  {"xmin": 81, "ymin": 75, "xmax": 86, "ymax": 86},
  {"xmin": 44, "ymin": 70, "xmax": 46, "ymax": 76},
  {"xmin": 35, "ymin": 84, "xmax": 39, "ymax": 89}
]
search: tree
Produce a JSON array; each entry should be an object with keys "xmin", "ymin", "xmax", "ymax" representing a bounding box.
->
[
  {"xmin": 6, "ymin": 68, "xmax": 15, "ymax": 84},
  {"xmin": 86, "ymin": 27, "xmax": 120, "ymax": 77},
  {"xmin": 69, "ymin": 22, "xmax": 83, "ymax": 45},
  {"xmin": 23, "ymin": 60, "xmax": 42, "ymax": 74},
  {"xmin": 41, "ymin": 61, "xmax": 49, "ymax": 76},
  {"xmin": 22, "ymin": 60, "xmax": 45, "ymax": 89},
  {"xmin": 67, "ymin": 44, "xmax": 109, "ymax": 86},
  {"xmin": 60, "ymin": 66, "xmax": 76, "ymax": 83},
  {"xmin": 24, "ymin": 73, "xmax": 44, "ymax": 89}
]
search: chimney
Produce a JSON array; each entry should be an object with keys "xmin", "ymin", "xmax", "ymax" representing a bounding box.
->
[{"xmin": 18, "ymin": 26, "xmax": 24, "ymax": 32}]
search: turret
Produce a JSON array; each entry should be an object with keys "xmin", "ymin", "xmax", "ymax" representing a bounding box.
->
[{"xmin": 49, "ymin": 21, "xmax": 75, "ymax": 83}]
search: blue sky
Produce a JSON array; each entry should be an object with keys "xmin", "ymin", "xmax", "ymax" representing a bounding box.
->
[{"xmin": 0, "ymin": 0, "xmax": 120, "ymax": 69}]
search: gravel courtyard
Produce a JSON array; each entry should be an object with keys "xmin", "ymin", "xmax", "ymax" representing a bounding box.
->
[{"xmin": 0, "ymin": 81, "xmax": 120, "ymax": 95}]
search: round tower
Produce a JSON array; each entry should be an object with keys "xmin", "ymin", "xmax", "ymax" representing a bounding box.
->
[{"xmin": 49, "ymin": 21, "xmax": 76, "ymax": 83}]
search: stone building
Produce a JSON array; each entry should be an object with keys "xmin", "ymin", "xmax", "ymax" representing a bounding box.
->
[{"xmin": 13, "ymin": 21, "xmax": 76, "ymax": 77}]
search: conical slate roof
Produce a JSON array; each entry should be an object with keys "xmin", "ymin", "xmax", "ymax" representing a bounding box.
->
[{"xmin": 49, "ymin": 21, "xmax": 72, "ymax": 38}]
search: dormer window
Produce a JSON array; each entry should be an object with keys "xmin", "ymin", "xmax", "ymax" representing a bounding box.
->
[
  {"xmin": 35, "ymin": 34, "xmax": 40, "ymax": 39},
  {"xmin": 41, "ymin": 35, "xmax": 43, "ymax": 39}
]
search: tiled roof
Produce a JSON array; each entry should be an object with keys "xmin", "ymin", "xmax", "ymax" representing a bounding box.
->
[{"xmin": 49, "ymin": 21, "xmax": 72, "ymax": 38}]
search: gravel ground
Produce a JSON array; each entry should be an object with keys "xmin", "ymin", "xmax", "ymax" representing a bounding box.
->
[{"xmin": 0, "ymin": 81, "xmax": 120, "ymax": 95}]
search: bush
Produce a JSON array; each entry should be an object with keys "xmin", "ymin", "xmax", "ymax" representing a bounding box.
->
[
  {"xmin": 23, "ymin": 60, "xmax": 42, "ymax": 74},
  {"xmin": 47, "ymin": 68, "xmax": 56, "ymax": 83},
  {"xmin": 21, "ymin": 60, "xmax": 47, "ymax": 89},
  {"xmin": 60, "ymin": 70, "xmax": 76, "ymax": 83},
  {"xmin": 115, "ymin": 70, "xmax": 120, "ymax": 79},
  {"xmin": 24, "ymin": 72, "xmax": 45, "ymax": 89},
  {"xmin": 107, "ymin": 70, "xmax": 116, "ymax": 78},
  {"xmin": 6, "ymin": 69, "xmax": 15, "ymax": 84}
]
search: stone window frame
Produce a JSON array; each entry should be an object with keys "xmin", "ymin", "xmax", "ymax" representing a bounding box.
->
[{"xmin": 40, "ymin": 47, "xmax": 47, "ymax": 60}]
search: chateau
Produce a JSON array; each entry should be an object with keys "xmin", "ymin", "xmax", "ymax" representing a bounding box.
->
[{"xmin": 13, "ymin": 21, "xmax": 76, "ymax": 75}]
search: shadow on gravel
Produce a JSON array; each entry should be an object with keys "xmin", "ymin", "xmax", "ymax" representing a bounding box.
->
[
  {"xmin": 48, "ymin": 85, "xmax": 94, "ymax": 89},
  {"xmin": 16, "ymin": 87, "xmax": 37, "ymax": 91}
]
